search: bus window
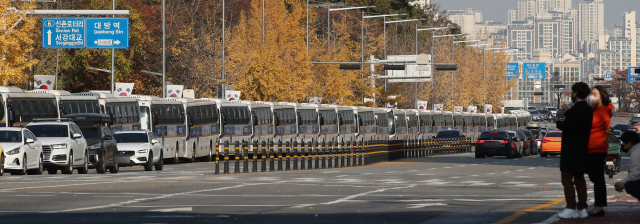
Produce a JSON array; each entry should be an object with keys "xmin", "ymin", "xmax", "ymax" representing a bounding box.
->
[{"xmin": 140, "ymin": 106, "xmax": 150, "ymax": 130}]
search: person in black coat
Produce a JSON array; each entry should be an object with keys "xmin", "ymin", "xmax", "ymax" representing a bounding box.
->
[{"xmin": 554, "ymin": 82, "xmax": 593, "ymax": 219}]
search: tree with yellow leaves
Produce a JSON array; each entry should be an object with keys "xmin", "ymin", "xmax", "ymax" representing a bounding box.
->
[
  {"xmin": 0, "ymin": 0, "xmax": 37, "ymax": 87},
  {"xmin": 226, "ymin": 0, "xmax": 313, "ymax": 102}
]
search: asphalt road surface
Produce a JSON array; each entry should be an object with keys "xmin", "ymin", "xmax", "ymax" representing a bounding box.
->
[
  {"xmin": 0, "ymin": 117, "xmax": 633, "ymax": 224},
  {"xmin": 0, "ymin": 150, "xmax": 633, "ymax": 224}
]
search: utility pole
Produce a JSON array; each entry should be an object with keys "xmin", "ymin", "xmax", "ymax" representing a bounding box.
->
[
  {"xmin": 162, "ymin": 0, "xmax": 166, "ymax": 97},
  {"xmin": 111, "ymin": 0, "xmax": 116, "ymax": 94}
]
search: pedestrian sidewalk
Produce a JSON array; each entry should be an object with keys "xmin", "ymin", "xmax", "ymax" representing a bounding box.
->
[{"xmin": 552, "ymin": 196, "xmax": 640, "ymax": 224}]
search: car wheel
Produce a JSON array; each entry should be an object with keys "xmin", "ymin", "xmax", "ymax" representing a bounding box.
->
[
  {"xmin": 13, "ymin": 155, "xmax": 27, "ymax": 175},
  {"xmin": 109, "ymin": 153, "xmax": 119, "ymax": 174},
  {"xmin": 77, "ymin": 152, "xmax": 89, "ymax": 174},
  {"xmin": 144, "ymin": 152, "xmax": 153, "ymax": 171},
  {"xmin": 173, "ymin": 145, "xmax": 179, "ymax": 164},
  {"xmin": 206, "ymin": 144, "xmax": 213, "ymax": 162},
  {"xmin": 0, "ymin": 154, "xmax": 4, "ymax": 176},
  {"xmin": 540, "ymin": 152, "xmax": 548, "ymax": 157},
  {"xmin": 61, "ymin": 152, "xmax": 73, "ymax": 174},
  {"xmin": 96, "ymin": 154, "xmax": 106, "ymax": 174},
  {"xmin": 28, "ymin": 155, "xmax": 44, "ymax": 175},
  {"xmin": 155, "ymin": 151, "xmax": 164, "ymax": 171}
]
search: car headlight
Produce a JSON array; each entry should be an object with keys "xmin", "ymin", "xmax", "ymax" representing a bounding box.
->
[
  {"xmin": 6, "ymin": 147, "xmax": 21, "ymax": 155},
  {"xmin": 51, "ymin": 144, "xmax": 67, "ymax": 149},
  {"xmin": 88, "ymin": 143, "xmax": 101, "ymax": 150},
  {"xmin": 138, "ymin": 149, "xmax": 149, "ymax": 154}
]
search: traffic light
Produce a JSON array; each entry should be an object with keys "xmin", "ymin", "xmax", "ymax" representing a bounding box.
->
[
  {"xmin": 593, "ymin": 77, "xmax": 604, "ymax": 81},
  {"xmin": 339, "ymin": 64, "xmax": 361, "ymax": 70}
]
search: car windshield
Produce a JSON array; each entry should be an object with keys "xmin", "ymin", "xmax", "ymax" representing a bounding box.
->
[
  {"xmin": 26, "ymin": 125, "xmax": 69, "ymax": 138},
  {"xmin": 80, "ymin": 128, "xmax": 101, "ymax": 140},
  {"xmin": 539, "ymin": 110, "xmax": 549, "ymax": 113},
  {"xmin": 0, "ymin": 131, "xmax": 22, "ymax": 142},
  {"xmin": 436, "ymin": 131, "xmax": 459, "ymax": 138},
  {"xmin": 114, "ymin": 133, "xmax": 148, "ymax": 143},
  {"xmin": 547, "ymin": 108, "xmax": 557, "ymax": 111},
  {"xmin": 507, "ymin": 132, "xmax": 517, "ymax": 138},
  {"xmin": 546, "ymin": 132, "xmax": 562, "ymax": 137},
  {"xmin": 529, "ymin": 111, "xmax": 541, "ymax": 115}
]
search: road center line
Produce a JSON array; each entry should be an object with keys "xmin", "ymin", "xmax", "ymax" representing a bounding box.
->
[
  {"xmin": 320, "ymin": 184, "xmax": 416, "ymax": 205},
  {"xmin": 492, "ymin": 197, "xmax": 564, "ymax": 224}
]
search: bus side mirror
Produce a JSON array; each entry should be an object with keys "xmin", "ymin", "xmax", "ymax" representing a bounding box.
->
[
  {"xmin": 359, "ymin": 117, "xmax": 363, "ymax": 126},
  {"xmin": 274, "ymin": 116, "xmax": 280, "ymax": 127},
  {"xmin": 253, "ymin": 115, "xmax": 258, "ymax": 126},
  {"xmin": 188, "ymin": 116, "xmax": 193, "ymax": 126},
  {"xmin": 222, "ymin": 114, "xmax": 227, "ymax": 125}
]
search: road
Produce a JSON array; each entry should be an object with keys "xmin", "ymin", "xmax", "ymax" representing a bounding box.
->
[
  {"xmin": 0, "ymin": 150, "xmax": 634, "ymax": 224},
  {"xmin": 0, "ymin": 117, "xmax": 634, "ymax": 224}
]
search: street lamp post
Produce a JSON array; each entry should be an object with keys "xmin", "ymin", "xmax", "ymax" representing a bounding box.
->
[
  {"xmin": 327, "ymin": 6, "xmax": 376, "ymax": 51},
  {"xmin": 306, "ymin": 2, "xmax": 343, "ymax": 56},
  {"xmin": 383, "ymin": 18, "xmax": 424, "ymax": 59},
  {"xmin": 430, "ymin": 34, "xmax": 467, "ymax": 107},
  {"xmin": 361, "ymin": 13, "xmax": 405, "ymax": 62}
]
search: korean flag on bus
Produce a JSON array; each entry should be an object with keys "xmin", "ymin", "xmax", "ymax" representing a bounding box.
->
[
  {"xmin": 167, "ymin": 85, "xmax": 184, "ymax": 98},
  {"xmin": 433, "ymin": 104, "xmax": 444, "ymax": 111},
  {"xmin": 226, "ymin": 90, "xmax": 241, "ymax": 101},
  {"xmin": 484, "ymin": 104, "xmax": 493, "ymax": 114},
  {"xmin": 416, "ymin": 100, "xmax": 428, "ymax": 111},
  {"xmin": 115, "ymin": 83, "xmax": 134, "ymax": 96},
  {"xmin": 34, "ymin": 75, "xmax": 55, "ymax": 90}
]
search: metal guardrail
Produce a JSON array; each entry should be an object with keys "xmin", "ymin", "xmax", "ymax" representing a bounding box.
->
[{"xmin": 210, "ymin": 138, "xmax": 473, "ymax": 174}]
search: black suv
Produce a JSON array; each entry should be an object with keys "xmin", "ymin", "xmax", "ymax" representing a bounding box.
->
[{"xmin": 62, "ymin": 114, "xmax": 119, "ymax": 174}]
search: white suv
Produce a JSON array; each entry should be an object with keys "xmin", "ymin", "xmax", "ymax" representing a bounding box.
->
[{"xmin": 25, "ymin": 119, "xmax": 89, "ymax": 175}]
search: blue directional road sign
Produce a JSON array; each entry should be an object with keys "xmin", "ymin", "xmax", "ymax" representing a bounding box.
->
[
  {"xmin": 42, "ymin": 17, "xmax": 86, "ymax": 49},
  {"xmin": 523, "ymin": 62, "xmax": 546, "ymax": 79},
  {"xmin": 629, "ymin": 67, "xmax": 640, "ymax": 82},
  {"xmin": 85, "ymin": 18, "xmax": 129, "ymax": 49},
  {"xmin": 505, "ymin": 63, "xmax": 519, "ymax": 79},
  {"xmin": 605, "ymin": 72, "xmax": 613, "ymax": 79}
]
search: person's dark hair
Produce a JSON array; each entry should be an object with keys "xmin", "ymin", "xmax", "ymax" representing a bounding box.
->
[
  {"xmin": 620, "ymin": 131, "xmax": 640, "ymax": 145},
  {"xmin": 571, "ymin": 82, "xmax": 591, "ymax": 99},
  {"xmin": 593, "ymin": 86, "xmax": 610, "ymax": 106}
]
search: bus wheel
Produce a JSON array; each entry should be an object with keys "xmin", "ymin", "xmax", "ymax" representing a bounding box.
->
[{"xmin": 173, "ymin": 143, "xmax": 180, "ymax": 164}]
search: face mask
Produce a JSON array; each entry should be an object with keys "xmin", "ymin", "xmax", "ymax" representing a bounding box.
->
[{"xmin": 586, "ymin": 96, "xmax": 599, "ymax": 105}]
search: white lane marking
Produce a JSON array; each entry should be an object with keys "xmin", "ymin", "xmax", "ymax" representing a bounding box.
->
[
  {"xmin": 293, "ymin": 178, "xmax": 324, "ymax": 182},
  {"xmin": 503, "ymin": 182, "xmax": 527, "ymax": 184},
  {"xmin": 458, "ymin": 165, "xmax": 466, "ymax": 167},
  {"xmin": 151, "ymin": 207, "xmax": 193, "ymax": 212},
  {"xmin": 443, "ymin": 167, "xmax": 452, "ymax": 169},
  {"xmin": 335, "ymin": 175, "xmax": 349, "ymax": 178},
  {"xmin": 460, "ymin": 181, "xmax": 485, "ymax": 184},
  {"xmin": 450, "ymin": 177, "xmax": 461, "ymax": 179},
  {"xmin": 290, "ymin": 204, "xmax": 316, "ymax": 209},
  {"xmin": 516, "ymin": 170, "xmax": 524, "ymax": 172},
  {"xmin": 469, "ymin": 183, "xmax": 494, "ymax": 186},
  {"xmin": 512, "ymin": 184, "xmax": 538, "ymax": 187},
  {"xmin": 427, "ymin": 168, "xmax": 438, "ymax": 170},
  {"xmin": 487, "ymin": 173, "xmax": 496, "ymax": 175},
  {"xmin": 407, "ymin": 170, "xmax": 419, "ymax": 172},
  {"xmin": 416, "ymin": 173, "xmax": 435, "ymax": 176},
  {"xmin": 546, "ymin": 183, "xmax": 563, "ymax": 185},
  {"xmin": 407, "ymin": 203, "xmax": 447, "ymax": 208},
  {"xmin": 0, "ymin": 181, "xmax": 125, "ymax": 192},
  {"xmin": 514, "ymin": 176, "xmax": 531, "ymax": 178},
  {"xmin": 93, "ymin": 196, "xmax": 134, "ymax": 198},
  {"xmin": 529, "ymin": 168, "xmax": 536, "ymax": 169},
  {"xmin": 469, "ymin": 175, "xmax": 479, "ymax": 177},
  {"xmin": 320, "ymin": 185, "xmax": 416, "ymax": 205},
  {"xmin": 320, "ymin": 171, "xmax": 340, "ymax": 174},
  {"xmin": 46, "ymin": 183, "xmax": 269, "ymax": 213}
]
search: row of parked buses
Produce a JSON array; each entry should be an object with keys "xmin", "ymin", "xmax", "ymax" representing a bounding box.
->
[{"xmin": 0, "ymin": 87, "xmax": 532, "ymax": 163}]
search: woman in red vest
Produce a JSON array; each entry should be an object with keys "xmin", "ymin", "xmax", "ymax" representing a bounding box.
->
[{"xmin": 586, "ymin": 85, "xmax": 614, "ymax": 217}]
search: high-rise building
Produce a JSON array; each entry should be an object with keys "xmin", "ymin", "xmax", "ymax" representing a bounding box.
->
[
  {"xmin": 508, "ymin": 8, "xmax": 518, "ymax": 24},
  {"xmin": 515, "ymin": 0, "xmax": 572, "ymax": 21},
  {"xmin": 447, "ymin": 8, "xmax": 483, "ymax": 38},
  {"xmin": 534, "ymin": 19, "xmax": 560, "ymax": 56},
  {"xmin": 594, "ymin": 10, "xmax": 638, "ymax": 77},
  {"xmin": 508, "ymin": 21, "xmax": 535, "ymax": 60},
  {"xmin": 578, "ymin": 0, "xmax": 604, "ymax": 43}
]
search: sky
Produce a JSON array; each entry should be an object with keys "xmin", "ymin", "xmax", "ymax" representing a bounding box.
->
[{"xmin": 432, "ymin": 0, "xmax": 639, "ymax": 26}]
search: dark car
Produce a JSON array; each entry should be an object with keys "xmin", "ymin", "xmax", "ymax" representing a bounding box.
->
[
  {"xmin": 475, "ymin": 131, "xmax": 518, "ymax": 159},
  {"xmin": 62, "ymin": 113, "xmax": 119, "ymax": 174},
  {"xmin": 516, "ymin": 129, "xmax": 536, "ymax": 156},
  {"xmin": 612, "ymin": 124, "xmax": 638, "ymax": 132},
  {"xmin": 433, "ymin": 130, "xmax": 465, "ymax": 139},
  {"xmin": 630, "ymin": 117, "xmax": 640, "ymax": 125},
  {"xmin": 537, "ymin": 110, "xmax": 551, "ymax": 120}
]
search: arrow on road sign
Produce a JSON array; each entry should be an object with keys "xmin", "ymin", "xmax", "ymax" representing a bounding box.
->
[
  {"xmin": 114, "ymin": 40, "xmax": 121, "ymax": 45},
  {"xmin": 47, "ymin": 30, "xmax": 52, "ymax": 45}
]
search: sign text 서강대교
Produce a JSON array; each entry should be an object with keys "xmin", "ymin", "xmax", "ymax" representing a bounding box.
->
[{"xmin": 42, "ymin": 17, "xmax": 129, "ymax": 49}]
